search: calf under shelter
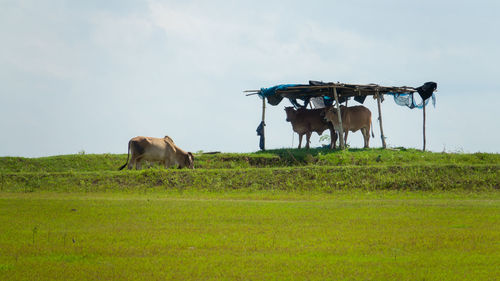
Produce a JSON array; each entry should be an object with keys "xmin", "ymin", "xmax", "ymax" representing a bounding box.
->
[{"xmin": 245, "ymin": 81, "xmax": 437, "ymax": 150}]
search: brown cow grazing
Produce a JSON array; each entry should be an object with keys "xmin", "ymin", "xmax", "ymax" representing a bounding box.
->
[
  {"xmin": 324, "ymin": 105, "xmax": 374, "ymax": 148},
  {"xmin": 284, "ymin": 107, "xmax": 337, "ymax": 149},
  {"xmin": 119, "ymin": 136, "xmax": 194, "ymax": 170}
]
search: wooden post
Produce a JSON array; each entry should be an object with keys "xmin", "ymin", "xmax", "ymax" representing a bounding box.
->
[
  {"xmin": 422, "ymin": 101, "xmax": 426, "ymax": 151},
  {"xmin": 261, "ymin": 97, "xmax": 266, "ymax": 150},
  {"xmin": 333, "ymin": 87, "xmax": 345, "ymax": 149},
  {"xmin": 376, "ymin": 91, "xmax": 387, "ymax": 148}
]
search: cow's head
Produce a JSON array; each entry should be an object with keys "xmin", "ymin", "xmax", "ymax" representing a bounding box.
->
[
  {"xmin": 284, "ymin": 107, "xmax": 296, "ymax": 122},
  {"xmin": 324, "ymin": 106, "xmax": 337, "ymax": 123},
  {"xmin": 184, "ymin": 152, "xmax": 194, "ymax": 169}
]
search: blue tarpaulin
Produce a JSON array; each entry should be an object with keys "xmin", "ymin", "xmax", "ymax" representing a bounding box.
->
[
  {"xmin": 387, "ymin": 92, "xmax": 436, "ymax": 109},
  {"xmin": 259, "ymin": 84, "xmax": 335, "ymax": 107},
  {"xmin": 258, "ymin": 84, "xmax": 300, "ymax": 99}
]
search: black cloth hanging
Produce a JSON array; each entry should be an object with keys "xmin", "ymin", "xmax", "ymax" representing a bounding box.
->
[
  {"xmin": 354, "ymin": 95, "xmax": 367, "ymax": 104},
  {"xmin": 256, "ymin": 121, "xmax": 265, "ymax": 150},
  {"xmin": 289, "ymin": 97, "xmax": 312, "ymax": 109},
  {"xmin": 416, "ymin": 82, "xmax": 437, "ymax": 101}
]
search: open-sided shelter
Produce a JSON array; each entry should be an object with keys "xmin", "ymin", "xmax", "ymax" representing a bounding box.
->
[{"xmin": 246, "ymin": 81, "xmax": 437, "ymax": 150}]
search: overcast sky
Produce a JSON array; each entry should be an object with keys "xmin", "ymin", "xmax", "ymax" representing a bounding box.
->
[{"xmin": 1, "ymin": 0, "xmax": 499, "ymax": 157}]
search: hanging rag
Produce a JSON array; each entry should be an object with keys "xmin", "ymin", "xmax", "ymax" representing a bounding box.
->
[
  {"xmin": 256, "ymin": 121, "xmax": 265, "ymax": 150},
  {"xmin": 416, "ymin": 82, "xmax": 437, "ymax": 101}
]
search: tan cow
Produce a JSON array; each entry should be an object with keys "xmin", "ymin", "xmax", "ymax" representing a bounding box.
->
[
  {"xmin": 285, "ymin": 107, "xmax": 337, "ymax": 149},
  {"xmin": 324, "ymin": 105, "xmax": 374, "ymax": 148},
  {"xmin": 119, "ymin": 136, "xmax": 194, "ymax": 170}
]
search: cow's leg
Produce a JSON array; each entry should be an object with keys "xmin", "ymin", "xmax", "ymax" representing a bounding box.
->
[
  {"xmin": 305, "ymin": 132, "xmax": 311, "ymax": 149},
  {"xmin": 135, "ymin": 157, "xmax": 143, "ymax": 170},
  {"xmin": 363, "ymin": 128, "xmax": 370, "ymax": 148},
  {"xmin": 298, "ymin": 134, "xmax": 303, "ymax": 149},
  {"xmin": 164, "ymin": 158, "xmax": 173, "ymax": 169},
  {"xmin": 366, "ymin": 127, "xmax": 370, "ymax": 148},
  {"xmin": 330, "ymin": 129, "xmax": 337, "ymax": 149},
  {"xmin": 344, "ymin": 130, "xmax": 349, "ymax": 146},
  {"xmin": 128, "ymin": 153, "xmax": 136, "ymax": 170},
  {"xmin": 360, "ymin": 128, "xmax": 366, "ymax": 148}
]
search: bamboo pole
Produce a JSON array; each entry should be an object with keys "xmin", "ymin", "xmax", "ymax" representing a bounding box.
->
[
  {"xmin": 261, "ymin": 97, "xmax": 266, "ymax": 150},
  {"xmin": 333, "ymin": 88, "xmax": 345, "ymax": 149},
  {"xmin": 376, "ymin": 91, "xmax": 387, "ymax": 148},
  {"xmin": 423, "ymin": 101, "xmax": 426, "ymax": 151}
]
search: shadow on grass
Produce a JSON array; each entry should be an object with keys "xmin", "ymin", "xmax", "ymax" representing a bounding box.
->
[{"xmin": 254, "ymin": 147, "xmax": 422, "ymax": 164}]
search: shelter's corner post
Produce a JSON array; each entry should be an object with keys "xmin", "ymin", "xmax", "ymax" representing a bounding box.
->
[
  {"xmin": 260, "ymin": 97, "xmax": 266, "ymax": 150},
  {"xmin": 333, "ymin": 87, "xmax": 345, "ymax": 149},
  {"xmin": 376, "ymin": 90, "xmax": 387, "ymax": 149},
  {"xmin": 422, "ymin": 101, "xmax": 426, "ymax": 151}
]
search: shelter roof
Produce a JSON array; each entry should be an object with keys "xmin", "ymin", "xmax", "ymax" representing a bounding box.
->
[{"xmin": 245, "ymin": 81, "xmax": 437, "ymax": 107}]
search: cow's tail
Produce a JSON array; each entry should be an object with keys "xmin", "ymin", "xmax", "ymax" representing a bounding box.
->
[
  {"xmin": 118, "ymin": 141, "xmax": 131, "ymax": 170},
  {"xmin": 370, "ymin": 120, "xmax": 375, "ymax": 138}
]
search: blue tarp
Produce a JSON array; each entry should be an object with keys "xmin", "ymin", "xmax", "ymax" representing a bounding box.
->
[
  {"xmin": 259, "ymin": 84, "xmax": 335, "ymax": 107},
  {"xmin": 387, "ymin": 92, "xmax": 436, "ymax": 109},
  {"xmin": 258, "ymin": 84, "xmax": 304, "ymax": 106},
  {"xmin": 258, "ymin": 84, "xmax": 301, "ymax": 99}
]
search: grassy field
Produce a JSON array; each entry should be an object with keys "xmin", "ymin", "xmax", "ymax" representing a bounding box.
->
[
  {"xmin": 0, "ymin": 149, "xmax": 499, "ymax": 280},
  {"xmin": 0, "ymin": 192, "xmax": 499, "ymax": 280}
]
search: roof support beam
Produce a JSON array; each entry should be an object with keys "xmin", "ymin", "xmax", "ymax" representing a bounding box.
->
[
  {"xmin": 376, "ymin": 91, "xmax": 387, "ymax": 149},
  {"xmin": 423, "ymin": 101, "xmax": 426, "ymax": 151},
  {"xmin": 333, "ymin": 87, "xmax": 345, "ymax": 149},
  {"xmin": 261, "ymin": 97, "xmax": 266, "ymax": 150}
]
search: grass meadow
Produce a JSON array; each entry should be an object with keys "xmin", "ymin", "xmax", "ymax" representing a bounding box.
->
[{"xmin": 0, "ymin": 149, "xmax": 499, "ymax": 280}]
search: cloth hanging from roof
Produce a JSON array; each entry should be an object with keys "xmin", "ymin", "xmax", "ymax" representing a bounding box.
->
[
  {"xmin": 256, "ymin": 121, "xmax": 265, "ymax": 150},
  {"xmin": 388, "ymin": 92, "xmax": 436, "ymax": 109},
  {"xmin": 389, "ymin": 81, "xmax": 437, "ymax": 109},
  {"xmin": 416, "ymin": 82, "xmax": 437, "ymax": 100},
  {"xmin": 354, "ymin": 95, "xmax": 367, "ymax": 104},
  {"xmin": 289, "ymin": 97, "xmax": 313, "ymax": 108},
  {"xmin": 323, "ymin": 96, "xmax": 334, "ymax": 107},
  {"xmin": 311, "ymin": 97, "xmax": 326, "ymax": 108},
  {"xmin": 258, "ymin": 84, "xmax": 300, "ymax": 106}
]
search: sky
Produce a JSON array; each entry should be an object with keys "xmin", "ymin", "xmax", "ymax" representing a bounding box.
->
[{"xmin": 1, "ymin": 0, "xmax": 499, "ymax": 157}]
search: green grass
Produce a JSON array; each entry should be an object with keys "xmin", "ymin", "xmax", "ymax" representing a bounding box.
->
[
  {"xmin": 1, "ymin": 165, "xmax": 498, "ymax": 193},
  {"xmin": 0, "ymin": 152, "xmax": 282, "ymax": 172},
  {"xmin": 0, "ymin": 149, "xmax": 499, "ymax": 280},
  {"xmin": 261, "ymin": 147, "xmax": 500, "ymax": 166},
  {"xmin": 0, "ymin": 192, "xmax": 498, "ymax": 280},
  {"xmin": 1, "ymin": 149, "xmax": 498, "ymax": 193},
  {"xmin": 1, "ymin": 148, "xmax": 498, "ymax": 172}
]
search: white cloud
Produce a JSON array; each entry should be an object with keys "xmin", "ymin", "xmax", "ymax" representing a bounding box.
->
[{"xmin": 146, "ymin": 1, "xmax": 381, "ymax": 82}]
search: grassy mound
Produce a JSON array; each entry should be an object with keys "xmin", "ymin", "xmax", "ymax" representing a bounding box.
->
[
  {"xmin": 1, "ymin": 149, "xmax": 498, "ymax": 193},
  {"xmin": 0, "ymin": 148, "xmax": 498, "ymax": 172},
  {"xmin": 1, "ymin": 165, "xmax": 498, "ymax": 193}
]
